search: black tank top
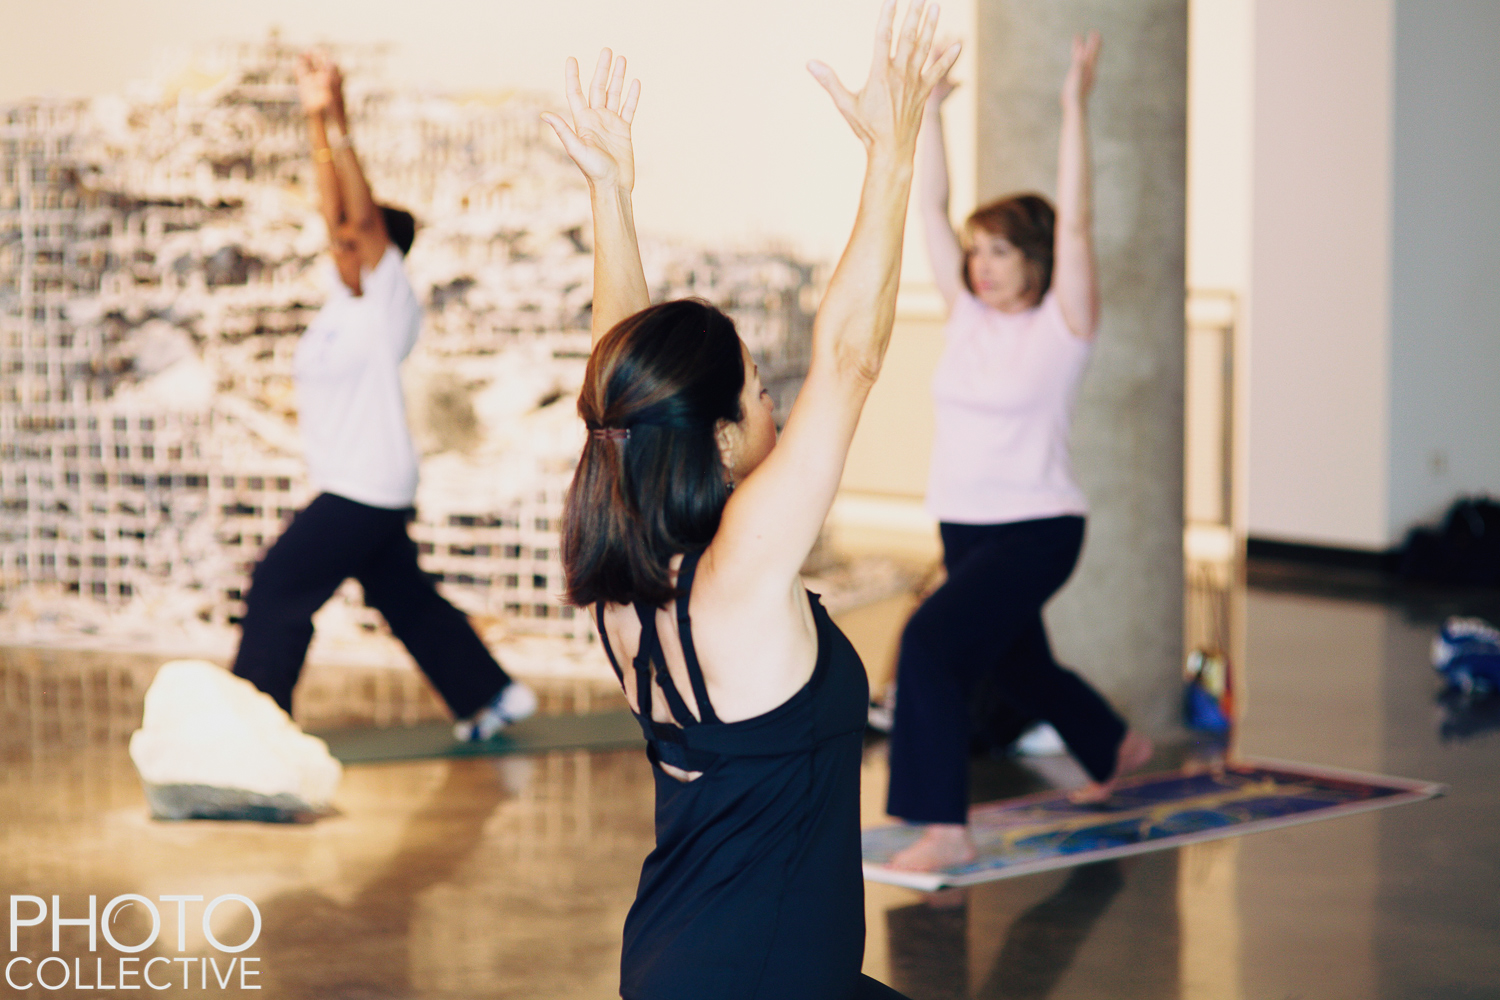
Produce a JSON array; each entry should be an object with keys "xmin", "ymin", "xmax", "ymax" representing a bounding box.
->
[{"xmin": 596, "ymin": 548, "xmax": 873, "ymax": 1000}]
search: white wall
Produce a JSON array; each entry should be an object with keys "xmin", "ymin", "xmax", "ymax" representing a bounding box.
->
[
  {"xmin": 1187, "ymin": 0, "xmax": 1253, "ymax": 296},
  {"xmin": 1246, "ymin": 0, "xmax": 1394, "ymax": 550},
  {"xmin": 1207, "ymin": 0, "xmax": 1500, "ymax": 550},
  {"xmin": 1387, "ymin": 1, "xmax": 1500, "ymax": 540},
  {"xmin": 1186, "ymin": 0, "xmax": 1253, "ymax": 534}
]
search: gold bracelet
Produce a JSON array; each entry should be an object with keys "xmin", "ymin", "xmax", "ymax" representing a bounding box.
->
[{"xmin": 313, "ymin": 147, "xmax": 334, "ymax": 164}]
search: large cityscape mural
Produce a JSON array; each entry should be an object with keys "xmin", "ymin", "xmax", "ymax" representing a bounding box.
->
[{"xmin": 0, "ymin": 33, "xmax": 818, "ymax": 665}]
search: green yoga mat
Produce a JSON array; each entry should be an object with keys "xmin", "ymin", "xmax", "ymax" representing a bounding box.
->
[{"xmin": 313, "ymin": 710, "xmax": 644, "ymax": 764}]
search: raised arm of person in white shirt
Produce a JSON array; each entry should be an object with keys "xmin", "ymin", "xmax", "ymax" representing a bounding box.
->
[{"xmin": 297, "ymin": 50, "xmax": 391, "ymax": 295}]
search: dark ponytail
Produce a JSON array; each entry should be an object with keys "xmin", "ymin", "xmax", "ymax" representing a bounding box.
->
[{"xmin": 562, "ymin": 299, "xmax": 745, "ymax": 608}]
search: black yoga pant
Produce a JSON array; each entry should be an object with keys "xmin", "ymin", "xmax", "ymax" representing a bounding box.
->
[
  {"xmin": 621, "ymin": 974, "xmax": 905, "ymax": 1000},
  {"xmin": 886, "ymin": 516, "xmax": 1126, "ymax": 824},
  {"xmin": 232, "ymin": 492, "xmax": 510, "ymax": 718}
]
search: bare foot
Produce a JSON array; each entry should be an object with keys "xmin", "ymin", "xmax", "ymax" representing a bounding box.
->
[
  {"xmin": 887, "ymin": 824, "xmax": 977, "ymax": 871},
  {"xmin": 1069, "ymin": 730, "xmax": 1154, "ymax": 804}
]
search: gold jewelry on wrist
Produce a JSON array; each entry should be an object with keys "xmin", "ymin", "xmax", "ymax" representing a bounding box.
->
[{"xmin": 313, "ymin": 146, "xmax": 334, "ymax": 164}]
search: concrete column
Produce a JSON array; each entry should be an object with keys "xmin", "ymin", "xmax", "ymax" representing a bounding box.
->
[{"xmin": 975, "ymin": 1, "xmax": 1187, "ymax": 731}]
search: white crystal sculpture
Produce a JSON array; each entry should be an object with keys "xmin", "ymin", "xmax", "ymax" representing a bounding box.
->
[{"xmin": 129, "ymin": 660, "xmax": 342, "ymax": 819}]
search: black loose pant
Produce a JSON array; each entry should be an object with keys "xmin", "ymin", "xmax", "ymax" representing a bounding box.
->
[
  {"xmin": 232, "ymin": 492, "xmax": 510, "ymax": 718},
  {"xmin": 886, "ymin": 516, "xmax": 1126, "ymax": 824}
]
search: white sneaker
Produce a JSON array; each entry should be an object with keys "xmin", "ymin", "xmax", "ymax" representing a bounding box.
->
[
  {"xmin": 1014, "ymin": 722, "xmax": 1067, "ymax": 757},
  {"xmin": 867, "ymin": 684, "xmax": 896, "ymax": 733},
  {"xmin": 1433, "ymin": 616, "xmax": 1500, "ymax": 669},
  {"xmin": 454, "ymin": 681, "xmax": 538, "ymax": 742}
]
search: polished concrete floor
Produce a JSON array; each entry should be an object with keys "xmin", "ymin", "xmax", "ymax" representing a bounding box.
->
[{"xmin": 2, "ymin": 570, "xmax": 1498, "ymax": 999}]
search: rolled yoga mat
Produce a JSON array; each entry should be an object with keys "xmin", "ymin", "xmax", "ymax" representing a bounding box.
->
[{"xmin": 313, "ymin": 710, "xmax": 644, "ymax": 765}]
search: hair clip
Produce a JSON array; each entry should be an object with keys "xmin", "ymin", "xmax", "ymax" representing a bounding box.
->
[{"xmin": 591, "ymin": 426, "xmax": 630, "ymax": 442}]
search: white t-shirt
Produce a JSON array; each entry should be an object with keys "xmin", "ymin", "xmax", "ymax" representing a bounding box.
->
[
  {"xmin": 926, "ymin": 290, "xmax": 1093, "ymax": 525},
  {"xmin": 293, "ymin": 245, "xmax": 422, "ymax": 510}
]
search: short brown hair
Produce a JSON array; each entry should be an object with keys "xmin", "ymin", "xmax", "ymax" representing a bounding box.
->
[
  {"xmin": 963, "ymin": 194, "xmax": 1055, "ymax": 304},
  {"xmin": 562, "ymin": 300, "xmax": 745, "ymax": 608}
]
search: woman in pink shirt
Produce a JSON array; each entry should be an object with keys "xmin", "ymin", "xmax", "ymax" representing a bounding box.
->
[{"xmin": 885, "ymin": 33, "xmax": 1152, "ymax": 872}]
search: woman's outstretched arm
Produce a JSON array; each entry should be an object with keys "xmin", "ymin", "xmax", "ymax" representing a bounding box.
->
[
  {"xmin": 714, "ymin": 0, "xmax": 961, "ymax": 590},
  {"xmin": 543, "ymin": 50, "xmax": 648, "ymax": 345},
  {"xmin": 918, "ymin": 74, "xmax": 965, "ymax": 309},
  {"xmin": 298, "ymin": 51, "xmax": 390, "ymax": 271},
  {"xmin": 297, "ymin": 54, "xmax": 344, "ymax": 242},
  {"xmin": 1054, "ymin": 32, "xmax": 1101, "ymax": 339}
]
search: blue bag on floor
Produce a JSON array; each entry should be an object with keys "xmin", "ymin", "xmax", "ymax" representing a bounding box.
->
[
  {"xmin": 1183, "ymin": 648, "xmax": 1232, "ymax": 734},
  {"xmin": 1432, "ymin": 617, "xmax": 1500, "ymax": 697}
]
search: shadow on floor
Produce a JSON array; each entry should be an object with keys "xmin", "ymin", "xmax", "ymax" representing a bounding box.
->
[
  {"xmin": 250, "ymin": 758, "xmax": 516, "ymax": 998},
  {"xmin": 884, "ymin": 861, "xmax": 1128, "ymax": 1000}
]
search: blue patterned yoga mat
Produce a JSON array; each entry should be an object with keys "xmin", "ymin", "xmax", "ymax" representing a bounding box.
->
[{"xmin": 862, "ymin": 757, "xmax": 1443, "ymax": 891}]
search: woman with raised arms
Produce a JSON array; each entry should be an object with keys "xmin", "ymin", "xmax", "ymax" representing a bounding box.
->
[
  {"xmin": 541, "ymin": 3, "xmax": 958, "ymax": 997},
  {"xmin": 882, "ymin": 33, "xmax": 1153, "ymax": 874}
]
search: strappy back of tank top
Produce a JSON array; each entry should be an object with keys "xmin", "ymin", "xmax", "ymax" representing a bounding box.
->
[{"xmin": 596, "ymin": 547, "xmax": 723, "ymax": 773}]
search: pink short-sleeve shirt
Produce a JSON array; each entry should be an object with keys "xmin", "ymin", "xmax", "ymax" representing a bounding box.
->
[{"xmin": 926, "ymin": 289, "xmax": 1092, "ymax": 525}]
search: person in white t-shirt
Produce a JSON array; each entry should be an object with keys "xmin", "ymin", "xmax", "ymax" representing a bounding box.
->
[
  {"xmin": 231, "ymin": 51, "xmax": 535, "ymax": 740},
  {"xmin": 883, "ymin": 34, "xmax": 1152, "ymax": 872}
]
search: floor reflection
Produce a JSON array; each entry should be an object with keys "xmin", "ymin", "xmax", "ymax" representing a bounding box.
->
[
  {"xmin": 1435, "ymin": 689, "xmax": 1500, "ymax": 740},
  {"xmin": 4, "ymin": 565, "xmax": 1500, "ymax": 998},
  {"xmin": 0, "ymin": 646, "xmax": 623, "ymax": 743},
  {"xmin": 244, "ymin": 753, "xmax": 654, "ymax": 999},
  {"xmin": 881, "ymin": 863, "xmax": 1129, "ymax": 1000},
  {"xmin": 872, "ymin": 856, "xmax": 1177, "ymax": 1000},
  {"xmin": 970, "ymin": 862, "xmax": 1126, "ymax": 999},
  {"xmin": 0, "ymin": 643, "xmax": 656, "ymax": 1000},
  {"xmin": 1176, "ymin": 839, "xmax": 1241, "ymax": 1000},
  {"xmin": 248, "ymin": 759, "xmax": 518, "ymax": 997},
  {"xmin": 1, "ymin": 744, "xmax": 656, "ymax": 999}
]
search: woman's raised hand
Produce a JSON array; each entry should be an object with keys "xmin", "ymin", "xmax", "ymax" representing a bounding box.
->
[
  {"xmin": 326, "ymin": 59, "xmax": 349, "ymax": 131},
  {"xmin": 1062, "ymin": 32, "xmax": 1101, "ymax": 109},
  {"xmin": 927, "ymin": 66, "xmax": 957, "ymax": 111},
  {"xmin": 296, "ymin": 51, "xmax": 336, "ymax": 116},
  {"xmin": 808, "ymin": 0, "xmax": 961, "ymax": 157},
  {"xmin": 542, "ymin": 50, "xmax": 641, "ymax": 192}
]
